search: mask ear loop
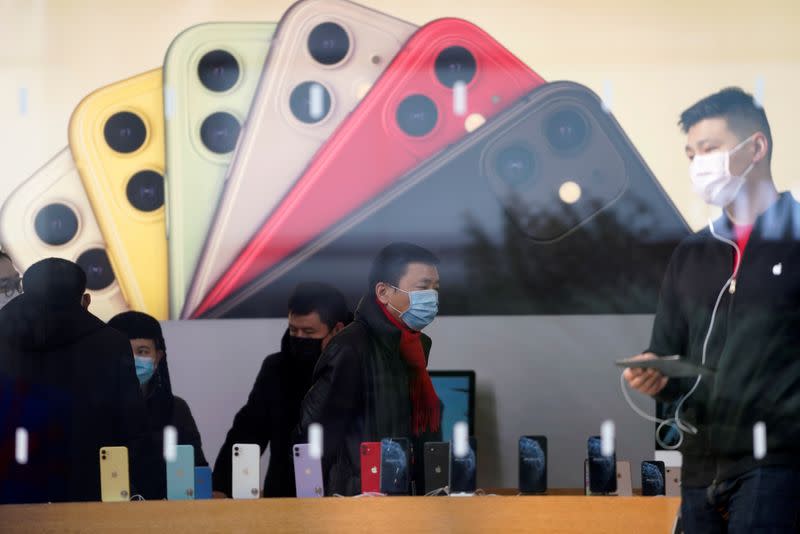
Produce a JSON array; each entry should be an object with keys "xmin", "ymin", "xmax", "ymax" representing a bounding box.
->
[{"xmin": 620, "ymin": 218, "xmax": 740, "ymax": 450}]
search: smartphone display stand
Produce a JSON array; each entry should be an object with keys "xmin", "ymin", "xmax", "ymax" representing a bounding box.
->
[{"xmin": 584, "ymin": 459, "xmax": 628, "ymax": 496}]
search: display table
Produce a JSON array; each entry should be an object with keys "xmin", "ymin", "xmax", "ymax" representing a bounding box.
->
[{"xmin": 0, "ymin": 494, "xmax": 680, "ymax": 533}]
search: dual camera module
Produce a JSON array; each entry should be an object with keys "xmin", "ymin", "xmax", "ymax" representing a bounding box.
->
[
  {"xmin": 395, "ymin": 45, "xmax": 477, "ymax": 138},
  {"xmin": 197, "ymin": 50, "xmax": 242, "ymax": 154},
  {"xmin": 288, "ymin": 22, "xmax": 349, "ymax": 124},
  {"xmin": 102, "ymin": 111, "xmax": 165, "ymax": 213},
  {"xmin": 494, "ymin": 108, "xmax": 590, "ymax": 191},
  {"xmin": 33, "ymin": 203, "xmax": 116, "ymax": 290}
]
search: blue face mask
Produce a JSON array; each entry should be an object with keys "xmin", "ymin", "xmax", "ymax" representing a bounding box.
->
[
  {"xmin": 388, "ymin": 285, "xmax": 439, "ymax": 331},
  {"xmin": 134, "ymin": 356, "xmax": 156, "ymax": 385}
]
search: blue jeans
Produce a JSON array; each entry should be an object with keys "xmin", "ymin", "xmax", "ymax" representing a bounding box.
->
[{"xmin": 681, "ymin": 466, "xmax": 800, "ymax": 534}]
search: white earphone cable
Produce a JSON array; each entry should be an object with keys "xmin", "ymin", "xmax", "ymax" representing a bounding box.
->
[{"xmin": 620, "ymin": 218, "xmax": 740, "ymax": 449}]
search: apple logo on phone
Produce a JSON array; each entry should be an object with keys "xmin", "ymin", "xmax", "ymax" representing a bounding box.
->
[
  {"xmin": 435, "ymin": 466, "xmax": 442, "ymax": 474},
  {"xmin": 371, "ymin": 466, "xmax": 378, "ymax": 474}
]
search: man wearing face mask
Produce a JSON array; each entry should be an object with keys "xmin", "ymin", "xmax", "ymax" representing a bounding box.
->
[
  {"xmin": 623, "ymin": 88, "xmax": 800, "ymax": 531},
  {"xmin": 108, "ymin": 311, "xmax": 208, "ymax": 489},
  {"xmin": 212, "ymin": 282, "xmax": 350, "ymax": 498},
  {"xmin": 295, "ymin": 243, "xmax": 442, "ymax": 496}
]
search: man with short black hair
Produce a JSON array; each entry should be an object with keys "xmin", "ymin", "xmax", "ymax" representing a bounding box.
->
[
  {"xmin": 295, "ymin": 243, "xmax": 442, "ymax": 496},
  {"xmin": 0, "ymin": 258, "xmax": 159, "ymax": 502},
  {"xmin": 212, "ymin": 282, "xmax": 350, "ymax": 498},
  {"xmin": 623, "ymin": 87, "xmax": 800, "ymax": 531}
]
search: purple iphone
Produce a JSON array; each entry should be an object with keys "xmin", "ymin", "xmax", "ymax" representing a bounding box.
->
[{"xmin": 293, "ymin": 443, "xmax": 324, "ymax": 498}]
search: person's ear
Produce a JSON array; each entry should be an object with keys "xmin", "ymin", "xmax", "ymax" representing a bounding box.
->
[
  {"xmin": 375, "ymin": 282, "xmax": 392, "ymax": 304},
  {"xmin": 331, "ymin": 321, "xmax": 345, "ymax": 336},
  {"xmin": 752, "ymin": 132, "xmax": 769, "ymax": 164},
  {"xmin": 81, "ymin": 293, "xmax": 91, "ymax": 309}
]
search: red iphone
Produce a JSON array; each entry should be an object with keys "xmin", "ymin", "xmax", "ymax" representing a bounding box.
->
[
  {"xmin": 360, "ymin": 442, "xmax": 381, "ymax": 494},
  {"xmin": 192, "ymin": 18, "xmax": 546, "ymax": 318}
]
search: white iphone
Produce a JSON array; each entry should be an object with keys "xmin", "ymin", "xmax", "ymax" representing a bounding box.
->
[{"xmin": 231, "ymin": 443, "xmax": 260, "ymax": 499}]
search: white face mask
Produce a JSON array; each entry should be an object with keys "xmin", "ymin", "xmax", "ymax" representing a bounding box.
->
[{"xmin": 689, "ymin": 135, "xmax": 756, "ymax": 207}]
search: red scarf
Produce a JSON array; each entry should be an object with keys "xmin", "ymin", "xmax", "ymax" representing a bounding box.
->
[{"xmin": 378, "ymin": 299, "xmax": 441, "ymax": 435}]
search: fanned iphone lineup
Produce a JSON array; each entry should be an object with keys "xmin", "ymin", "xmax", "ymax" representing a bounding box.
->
[{"xmin": 0, "ymin": 0, "xmax": 689, "ymax": 320}]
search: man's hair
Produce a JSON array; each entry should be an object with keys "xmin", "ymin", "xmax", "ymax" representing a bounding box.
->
[
  {"xmin": 108, "ymin": 311, "xmax": 166, "ymax": 351},
  {"xmin": 22, "ymin": 257, "xmax": 87, "ymax": 308},
  {"xmin": 368, "ymin": 242, "xmax": 440, "ymax": 290},
  {"xmin": 679, "ymin": 87, "xmax": 772, "ymax": 161},
  {"xmin": 288, "ymin": 282, "xmax": 350, "ymax": 329}
]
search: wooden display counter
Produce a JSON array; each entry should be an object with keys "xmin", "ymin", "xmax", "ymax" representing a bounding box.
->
[{"xmin": 0, "ymin": 494, "xmax": 680, "ymax": 533}]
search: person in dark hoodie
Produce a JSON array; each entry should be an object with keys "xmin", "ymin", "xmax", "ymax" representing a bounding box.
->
[
  {"xmin": 0, "ymin": 258, "xmax": 159, "ymax": 503},
  {"xmin": 295, "ymin": 243, "xmax": 442, "ymax": 496},
  {"xmin": 107, "ymin": 311, "xmax": 208, "ymax": 473},
  {"xmin": 623, "ymin": 88, "xmax": 800, "ymax": 532},
  {"xmin": 212, "ymin": 282, "xmax": 350, "ymax": 498}
]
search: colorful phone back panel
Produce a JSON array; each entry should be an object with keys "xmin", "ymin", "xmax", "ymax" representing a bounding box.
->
[
  {"xmin": 360, "ymin": 442, "xmax": 381, "ymax": 494},
  {"xmin": 164, "ymin": 22, "xmax": 276, "ymax": 319},
  {"xmin": 194, "ymin": 466, "xmax": 213, "ymax": 499},
  {"xmin": 293, "ymin": 443, "xmax": 324, "ymax": 498},
  {"xmin": 231, "ymin": 443, "xmax": 260, "ymax": 499},
  {"xmin": 184, "ymin": 0, "xmax": 416, "ymax": 318},
  {"xmin": 0, "ymin": 148, "xmax": 128, "ymax": 320},
  {"xmin": 194, "ymin": 17, "xmax": 545, "ymax": 317},
  {"xmin": 69, "ymin": 69, "xmax": 168, "ymax": 319},
  {"xmin": 166, "ymin": 444, "xmax": 195, "ymax": 500},
  {"xmin": 99, "ymin": 446, "xmax": 130, "ymax": 503}
]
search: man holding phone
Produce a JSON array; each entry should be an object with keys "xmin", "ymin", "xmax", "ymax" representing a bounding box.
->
[{"xmin": 624, "ymin": 88, "xmax": 800, "ymax": 531}]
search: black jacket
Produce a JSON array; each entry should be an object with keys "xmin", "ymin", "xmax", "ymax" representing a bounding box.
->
[
  {"xmin": 212, "ymin": 331, "xmax": 315, "ymax": 497},
  {"xmin": 294, "ymin": 296, "xmax": 437, "ymax": 496},
  {"xmin": 0, "ymin": 295, "xmax": 160, "ymax": 503},
  {"xmin": 140, "ymin": 354, "xmax": 208, "ymax": 475},
  {"xmin": 650, "ymin": 192, "xmax": 800, "ymax": 486}
]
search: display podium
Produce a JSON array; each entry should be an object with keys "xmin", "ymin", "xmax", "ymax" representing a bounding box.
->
[{"xmin": 0, "ymin": 494, "xmax": 680, "ymax": 533}]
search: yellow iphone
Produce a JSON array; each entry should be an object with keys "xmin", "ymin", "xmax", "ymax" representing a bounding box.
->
[
  {"xmin": 0, "ymin": 148, "xmax": 129, "ymax": 320},
  {"xmin": 99, "ymin": 446, "xmax": 130, "ymax": 502},
  {"xmin": 69, "ymin": 69, "xmax": 168, "ymax": 320}
]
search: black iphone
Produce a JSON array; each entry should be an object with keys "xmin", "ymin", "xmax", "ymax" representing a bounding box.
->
[
  {"xmin": 641, "ymin": 460, "xmax": 666, "ymax": 496},
  {"xmin": 423, "ymin": 442, "xmax": 450, "ymax": 495},
  {"xmin": 587, "ymin": 435, "xmax": 616, "ymax": 494},
  {"xmin": 449, "ymin": 436, "xmax": 478, "ymax": 494},
  {"xmin": 380, "ymin": 437, "xmax": 410, "ymax": 496},
  {"xmin": 519, "ymin": 435, "xmax": 547, "ymax": 494}
]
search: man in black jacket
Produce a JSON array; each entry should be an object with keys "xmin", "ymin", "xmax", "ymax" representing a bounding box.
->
[
  {"xmin": 212, "ymin": 282, "xmax": 350, "ymax": 498},
  {"xmin": 0, "ymin": 258, "xmax": 159, "ymax": 503},
  {"xmin": 295, "ymin": 243, "xmax": 442, "ymax": 496},
  {"xmin": 624, "ymin": 88, "xmax": 800, "ymax": 532}
]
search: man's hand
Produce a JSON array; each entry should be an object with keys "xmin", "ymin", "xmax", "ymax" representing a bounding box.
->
[
  {"xmin": 623, "ymin": 353, "xmax": 669, "ymax": 396},
  {"xmin": 212, "ymin": 491, "xmax": 228, "ymax": 499}
]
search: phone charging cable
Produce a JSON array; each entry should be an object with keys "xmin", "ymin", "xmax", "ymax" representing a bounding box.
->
[{"xmin": 620, "ymin": 219, "xmax": 739, "ymax": 450}]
